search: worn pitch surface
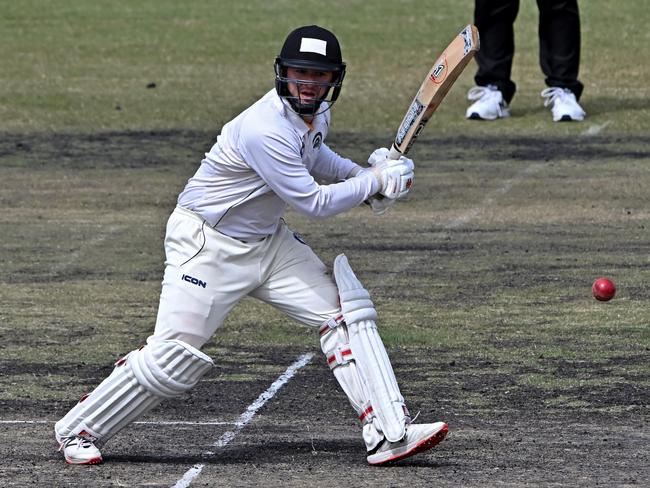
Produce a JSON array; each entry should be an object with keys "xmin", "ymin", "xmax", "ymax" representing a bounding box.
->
[{"xmin": 1, "ymin": 132, "xmax": 648, "ymax": 487}]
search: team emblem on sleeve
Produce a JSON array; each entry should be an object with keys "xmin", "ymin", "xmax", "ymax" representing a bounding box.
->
[{"xmin": 312, "ymin": 132, "xmax": 323, "ymax": 150}]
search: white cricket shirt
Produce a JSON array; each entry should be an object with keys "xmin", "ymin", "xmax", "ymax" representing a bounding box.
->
[{"xmin": 178, "ymin": 89, "xmax": 379, "ymax": 240}]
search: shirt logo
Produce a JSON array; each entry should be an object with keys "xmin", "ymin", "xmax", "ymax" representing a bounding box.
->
[{"xmin": 312, "ymin": 132, "xmax": 322, "ymax": 150}]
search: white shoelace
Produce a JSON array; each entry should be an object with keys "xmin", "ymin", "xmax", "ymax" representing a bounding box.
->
[
  {"xmin": 59, "ymin": 435, "xmax": 94, "ymax": 451},
  {"xmin": 467, "ymin": 85, "xmax": 500, "ymax": 102},
  {"xmin": 541, "ymin": 87, "xmax": 572, "ymax": 107}
]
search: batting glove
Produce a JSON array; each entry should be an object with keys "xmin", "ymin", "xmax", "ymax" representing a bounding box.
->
[
  {"xmin": 365, "ymin": 195, "xmax": 396, "ymax": 216},
  {"xmin": 367, "ymin": 147, "xmax": 415, "ymax": 200}
]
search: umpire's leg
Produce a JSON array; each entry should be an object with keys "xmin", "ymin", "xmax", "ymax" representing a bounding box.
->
[
  {"xmin": 537, "ymin": 0, "xmax": 583, "ymax": 99},
  {"xmin": 473, "ymin": 0, "xmax": 520, "ymax": 104}
]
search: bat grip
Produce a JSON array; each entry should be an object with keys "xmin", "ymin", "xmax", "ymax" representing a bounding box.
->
[{"xmin": 388, "ymin": 144, "xmax": 402, "ymax": 160}]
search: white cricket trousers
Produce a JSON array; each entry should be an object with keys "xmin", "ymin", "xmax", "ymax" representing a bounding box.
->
[{"xmin": 149, "ymin": 206, "xmax": 341, "ymax": 348}]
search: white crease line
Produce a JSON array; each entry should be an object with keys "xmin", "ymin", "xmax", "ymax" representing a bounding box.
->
[
  {"xmin": 445, "ymin": 162, "xmax": 545, "ymax": 231},
  {"xmin": 581, "ymin": 121, "xmax": 611, "ymax": 137},
  {"xmin": 383, "ymin": 161, "xmax": 546, "ymax": 281},
  {"xmin": 172, "ymin": 353, "xmax": 314, "ymax": 488},
  {"xmin": 0, "ymin": 420, "xmax": 232, "ymax": 426},
  {"xmin": 49, "ymin": 224, "xmax": 121, "ymax": 274}
]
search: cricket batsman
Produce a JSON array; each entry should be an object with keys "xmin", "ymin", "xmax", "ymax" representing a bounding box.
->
[{"xmin": 54, "ymin": 25, "xmax": 448, "ymax": 466}]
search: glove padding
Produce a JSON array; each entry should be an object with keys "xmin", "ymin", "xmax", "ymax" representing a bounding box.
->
[{"xmin": 367, "ymin": 147, "xmax": 414, "ymax": 200}]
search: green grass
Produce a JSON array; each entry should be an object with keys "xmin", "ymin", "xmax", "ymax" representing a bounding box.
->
[{"xmin": 1, "ymin": 0, "xmax": 648, "ymax": 134}]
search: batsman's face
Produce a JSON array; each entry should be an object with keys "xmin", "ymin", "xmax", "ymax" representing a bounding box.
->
[{"xmin": 286, "ymin": 67, "xmax": 334, "ymax": 104}]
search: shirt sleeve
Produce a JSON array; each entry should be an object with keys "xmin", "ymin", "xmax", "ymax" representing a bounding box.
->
[
  {"xmin": 239, "ymin": 123, "xmax": 379, "ymax": 219},
  {"xmin": 311, "ymin": 143, "xmax": 363, "ymax": 182}
]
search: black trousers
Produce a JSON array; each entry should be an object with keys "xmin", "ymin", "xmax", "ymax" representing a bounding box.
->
[{"xmin": 474, "ymin": 0, "xmax": 583, "ymax": 103}]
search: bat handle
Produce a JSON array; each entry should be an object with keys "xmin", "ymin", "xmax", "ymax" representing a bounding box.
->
[{"xmin": 388, "ymin": 144, "xmax": 402, "ymax": 160}]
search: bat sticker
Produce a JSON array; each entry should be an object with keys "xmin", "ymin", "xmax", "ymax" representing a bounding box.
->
[
  {"xmin": 405, "ymin": 121, "xmax": 427, "ymax": 153},
  {"xmin": 430, "ymin": 56, "xmax": 448, "ymax": 84},
  {"xmin": 461, "ymin": 26, "xmax": 473, "ymax": 55},
  {"xmin": 395, "ymin": 99, "xmax": 424, "ymax": 145}
]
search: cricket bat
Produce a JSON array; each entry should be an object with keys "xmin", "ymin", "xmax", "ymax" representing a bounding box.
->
[{"xmin": 388, "ymin": 24, "xmax": 479, "ymax": 160}]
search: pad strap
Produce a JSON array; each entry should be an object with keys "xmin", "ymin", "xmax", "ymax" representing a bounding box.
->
[
  {"xmin": 320, "ymin": 319, "xmax": 375, "ymax": 424},
  {"xmin": 326, "ymin": 347, "xmax": 353, "ymax": 369}
]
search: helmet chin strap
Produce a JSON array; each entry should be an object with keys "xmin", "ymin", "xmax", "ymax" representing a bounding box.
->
[
  {"xmin": 285, "ymin": 87, "xmax": 334, "ymax": 117},
  {"xmin": 288, "ymin": 96, "xmax": 324, "ymax": 116}
]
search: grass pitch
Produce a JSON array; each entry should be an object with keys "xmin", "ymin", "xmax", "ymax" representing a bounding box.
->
[{"xmin": 1, "ymin": 0, "xmax": 648, "ymax": 134}]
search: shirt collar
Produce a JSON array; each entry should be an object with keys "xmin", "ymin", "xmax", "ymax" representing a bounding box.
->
[{"xmin": 270, "ymin": 90, "xmax": 315, "ymax": 136}]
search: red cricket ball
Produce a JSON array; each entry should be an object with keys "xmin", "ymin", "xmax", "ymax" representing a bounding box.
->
[{"xmin": 592, "ymin": 277, "xmax": 616, "ymax": 301}]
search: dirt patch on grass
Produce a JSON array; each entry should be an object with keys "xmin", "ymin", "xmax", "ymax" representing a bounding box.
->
[
  {"xmin": 1, "ymin": 346, "xmax": 648, "ymax": 487},
  {"xmin": 1, "ymin": 130, "xmax": 648, "ymax": 486},
  {"xmin": 2, "ymin": 130, "xmax": 649, "ymax": 169}
]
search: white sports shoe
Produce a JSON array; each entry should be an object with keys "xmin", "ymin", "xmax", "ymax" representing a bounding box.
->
[
  {"xmin": 466, "ymin": 85, "xmax": 510, "ymax": 120},
  {"xmin": 56, "ymin": 431, "xmax": 103, "ymax": 465},
  {"xmin": 541, "ymin": 87, "xmax": 586, "ymax": 121},
  {"xmin": 366, "ymin": 422, "xmax": 448, "ymax": 465}
]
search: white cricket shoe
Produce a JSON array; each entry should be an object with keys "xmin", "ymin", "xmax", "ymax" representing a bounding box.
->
[
  {"xmin": 56, "ymin": 431, "xmax": 103, "ymax": 465},
  {"xmin": 466, "ymin": 85, "xmax": 510, "ymax": 120},
  {"xmin": 367, "ymin": 421, "xmax": 448, "ymax": 465},
  {"xmin": 541, "ymin": 87, "xmax": 586, "ymax": 121}
]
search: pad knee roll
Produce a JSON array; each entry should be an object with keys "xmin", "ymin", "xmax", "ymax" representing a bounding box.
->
[
  {"xmin": 131, "ymin": 339, "xmax": 214, "ymax": 398},
  {"xmin": 55, "ymin": 339, "xmax": 214, "ymax": 445}
]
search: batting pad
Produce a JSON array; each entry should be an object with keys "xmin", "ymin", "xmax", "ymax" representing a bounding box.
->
[
  {"xmin": 55, "ymin": 339, "xmax": 214, "ymax": 446},
  {"xmin": 333, "ymin": 254, "xmax": 408, "ymax": 443}
]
